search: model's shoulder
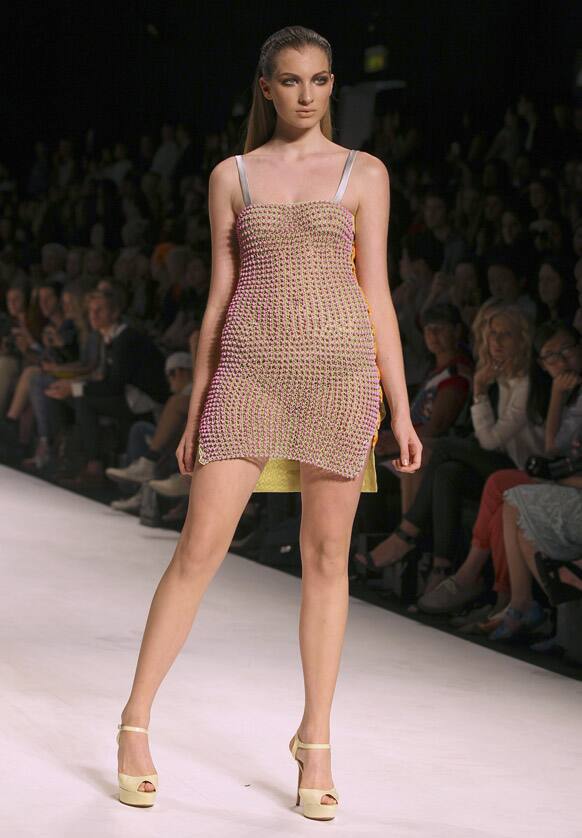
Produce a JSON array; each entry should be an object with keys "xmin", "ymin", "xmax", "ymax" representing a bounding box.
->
[
  {"xmin": 355, "ymin": 150, "xmax": 390, "ymax": 182},
  {"xmin": 209, "ymin": 155, "xmax": 238, "ymax": 183}
]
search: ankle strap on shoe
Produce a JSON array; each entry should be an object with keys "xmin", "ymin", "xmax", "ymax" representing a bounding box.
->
[
  {"xmin": 117, "ymin": 723, "xmax": 149, "ymax": 744},
  {"xmin": 296, "ymin": 736, "xmax": 330, "ymax": 749}
]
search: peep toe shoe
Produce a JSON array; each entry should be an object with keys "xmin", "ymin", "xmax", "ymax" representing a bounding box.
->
[
  {"xmin": 116, "ymin": 724, "xmax": 158, "ymax": 807},
  {"xmin": 289, "ymin": 732, "xmax": 339, "ymax": 820}
]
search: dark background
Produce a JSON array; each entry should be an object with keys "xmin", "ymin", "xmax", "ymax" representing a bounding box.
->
[{"xmin": 3, "ymin": 0, "xmax": 581, "ymax": 173}]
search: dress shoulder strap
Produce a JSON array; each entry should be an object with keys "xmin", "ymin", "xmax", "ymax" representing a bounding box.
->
[
  {"xmin": 235, "ymin": 154, "xmax": 252, "ymax": 206},
  {"xmin": 332, "ymin": 149, "xmax": 358, "ymax": 203}
]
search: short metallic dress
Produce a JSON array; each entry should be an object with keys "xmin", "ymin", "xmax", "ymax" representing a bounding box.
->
[{"xmin": 196, "ymin": 148, "xmax": 386, "ymax": 492}]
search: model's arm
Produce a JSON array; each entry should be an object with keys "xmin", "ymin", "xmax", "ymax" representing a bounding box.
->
[
  {"xmin": 176, "ymin": 157, "xmax": 240, "ymax": 474},
  {"xmin": 353, "ymin": 152, "xmax": 422, "ymax": 473}
]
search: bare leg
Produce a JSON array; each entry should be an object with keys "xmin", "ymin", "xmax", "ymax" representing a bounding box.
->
[
  {"xmin": 503, "ymin": 500, "xmax": 540, "ymax": 611},
  {"xmin": 559, "ymin": 560, "xmax": 582, "ymax": 591},
  {"xmin": 118, "ymin": 451, "xmax": 268, "ymax": 791},
  {"xmin": 454, "ymin": 543, "xmax": 490, "ymax": 587},
  {"xmin": 149, "ymin": 393, "xmax": 189, "ymax": 453},
  {"xmin": 400, "ymin": 471, "xmax": 424, "ymax": 516},
  {"xmin": 354, "ymin": 517, "xmax": 419, "ymax": 569},
  {"xmin": 291, "ymin": 457, "xmax": 367, "ymax": 805},
  {"xmin": 7, "ymin": 365, "xmax": 39, "ymax": 419}
]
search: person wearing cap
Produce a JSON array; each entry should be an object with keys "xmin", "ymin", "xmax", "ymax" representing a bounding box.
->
[
  {"xmin": 375, "ymin": 302, "xmax": 474, "ymax": 512},
  {"xmin": 106, "ymin": 351, "xmax": 193, "ymax": 491}
]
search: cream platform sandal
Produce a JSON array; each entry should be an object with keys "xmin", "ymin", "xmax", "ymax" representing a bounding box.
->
[
  {"xmin": 116, "ymin": 724, "xmax": 158, "ymax": 807},
  {"xmin": 289, "ymin": 732, "xmax": 339, "ymax": 820}
]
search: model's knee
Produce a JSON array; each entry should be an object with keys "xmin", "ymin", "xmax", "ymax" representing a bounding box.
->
[
  {"xmin": 173, "ymin": 527, "xmax": 226, "ymax": 576},
  {"xmin": 301, "ymin": 539, "xmax": 348, "ymax": 576}
]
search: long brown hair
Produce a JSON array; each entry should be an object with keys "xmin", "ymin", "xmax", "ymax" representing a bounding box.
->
[{"xmin": 242, "ymin": 25, "xmax": 335, "ymax": 153}]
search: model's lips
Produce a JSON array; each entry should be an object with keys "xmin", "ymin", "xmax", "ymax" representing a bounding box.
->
[{"xmin": 297, "ymin": 110, "xmax": 315, "ymax": 114}]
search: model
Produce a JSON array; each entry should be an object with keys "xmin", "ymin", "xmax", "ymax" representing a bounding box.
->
[{"xmin": 116, "ymin": 24, "xmax": 422, "ymax": 821}]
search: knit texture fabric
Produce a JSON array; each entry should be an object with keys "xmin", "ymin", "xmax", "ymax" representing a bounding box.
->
[{"xmin": 197, "ymin": 198, "xmax": 385, "ymax": 491}]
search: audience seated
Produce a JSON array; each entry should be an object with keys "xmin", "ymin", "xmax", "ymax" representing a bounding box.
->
[
  {"xmin": 354, "ymin": 302, "xmax": 547, "ymax": 593},
  {"xmin": 0, "ymin": 93, "xmax": 580, "ymax": 661},
  {"xmin": 417, "ymin": 321, "xmax": 581, "ymax": 628},
  {"xmin": 376, "ymin": 302, "xmax": 473, "ymax": 513}
]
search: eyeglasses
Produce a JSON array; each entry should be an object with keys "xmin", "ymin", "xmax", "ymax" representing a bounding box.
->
[{"xmin": 538, "ymin": 342, "xmax": 579, "ymax": 364}]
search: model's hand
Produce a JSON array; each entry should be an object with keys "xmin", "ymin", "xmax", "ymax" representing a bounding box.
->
[
  {"xmin": 390, "ymin": 415, "xmax": 422, "ymax": 473},
  {"xmin": 176, "ymin": 420, "xmax": 199, "ymax": 475}
]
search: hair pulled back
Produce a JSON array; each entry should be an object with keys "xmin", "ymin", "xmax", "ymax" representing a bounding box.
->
[{"xmin": 242, "ymin": 25, "xmax": 334, "ymax": 153}]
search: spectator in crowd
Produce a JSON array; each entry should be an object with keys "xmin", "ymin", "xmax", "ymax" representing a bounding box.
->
[
  {"xmin": 535, "ymin": 255, "xmax": 578, "ymax": 325},
  {"xmin": 448, "ymin": 258, "xmax": 486, "ymax": 331},
  {"xmin": 44, "ymin": 287, "xmax": 169, "ymax": 488},
  {"xmin": 493, "ymin": 473, "xmax": 582, "ymax": 640},
  {"xmin": 483, "ymin": 245, "xmax": 537, "ymax": 321},
  {"xmin": 421, "ymin": 188, "xmax": 470, "ymax": 275},
  {"xmin": 151, "ymin": 124, "xmax": 180, "ymax": 197},
  {"xmin": 41, "ymin": 242, "xmax": 67, "ymax": 284},
  {"xmin": 376, "ymin": 303, "xmax": 473, "ymax": 513},
  {"xmin": 105, "ymin": 349, "xmax": 195, "ymax": 511},
  {"xmin": 0, "ymin": 279, "xmax": 37, "ymax": 414},
  {"xmin": 393, "ymin": 232, "xmax": 444, "ymax": 390},
  {"xmin": 354, "ymin": 303, "xmax": 546, "ymax": 593},
  {"xmin": 22, "ymin": 282, "xmax": 101, "ymax": 470},
  {"xmin": 417, "ymin": 321, "xmax": 581, "ymax": 622},
  {"xmin": 485, "ymin": 107, "xmax": 520, "ymax": 168},
  {"xmin": 0, "ymin": 280, "xmax": 77, "ymax": 441}
]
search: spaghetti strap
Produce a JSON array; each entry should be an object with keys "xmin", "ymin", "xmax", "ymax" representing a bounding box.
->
[
  {"xmin": 332, "ymin": 149, "xmax": 358, "ymax": 203},
  {"xmin": 235, "ymin": 154, "xmax": 252, "ymax": 206}
]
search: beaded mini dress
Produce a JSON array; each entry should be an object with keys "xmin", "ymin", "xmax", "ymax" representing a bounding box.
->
[{"xmin": 196, "ymin": 148, "xmax": 386, "ymax": 492}]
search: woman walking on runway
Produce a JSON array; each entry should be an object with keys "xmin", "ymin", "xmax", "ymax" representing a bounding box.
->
[{"xmin": 116, "ymin": 24, "xmax": 421, "ymax": 820}]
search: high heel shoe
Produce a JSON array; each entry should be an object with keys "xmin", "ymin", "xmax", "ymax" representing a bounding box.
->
[
  {"xmin": 116, "ymin": 724, "xmax": 158, "ymax": 807},
  {"xmin": 289, "ymin": 732, "xmax": 339, "ymax": 820}
]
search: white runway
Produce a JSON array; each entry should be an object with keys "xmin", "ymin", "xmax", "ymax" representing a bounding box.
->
[{"xmin": 2, "ymin": 464, "xmax": 582, "ymax": 838}]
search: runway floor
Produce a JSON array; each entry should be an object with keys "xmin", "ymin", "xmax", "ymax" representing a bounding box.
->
[{"xmin": 2, "ymin": 464, "xmax": 582, "ymax": 838}]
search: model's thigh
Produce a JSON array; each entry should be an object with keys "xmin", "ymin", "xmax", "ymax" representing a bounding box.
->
[
  {"xmin": 299, "ymin": 458, "xmax": 367, "ymax": 569},
  {"xmin": 179, "ymin": 453, "xmax": 269, "ymax": 564}
]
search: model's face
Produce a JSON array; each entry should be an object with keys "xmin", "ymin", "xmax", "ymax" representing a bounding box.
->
[{"xmin": 259, "ymin": 46, "xmax": 333, "ymax": 128}]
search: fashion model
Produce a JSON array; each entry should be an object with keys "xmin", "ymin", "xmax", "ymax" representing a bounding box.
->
[{"xmin": 116, "ymin": 24, "xmax": 422, "ymax": 821}]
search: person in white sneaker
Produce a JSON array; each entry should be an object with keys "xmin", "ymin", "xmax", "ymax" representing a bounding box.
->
[{"xmin": 107, "ymin": 350, "xmax": 194, "ymax": 497}]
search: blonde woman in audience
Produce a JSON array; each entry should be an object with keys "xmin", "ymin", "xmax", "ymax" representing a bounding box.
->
[{"xmin": 354, "ymin": 302, "xmax": 545, "ymax": 594}]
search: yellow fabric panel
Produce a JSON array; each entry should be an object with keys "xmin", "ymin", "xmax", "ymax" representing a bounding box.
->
[{"xmin": 252, "ymin": 394, "xmax": 386, "ymax": 492}]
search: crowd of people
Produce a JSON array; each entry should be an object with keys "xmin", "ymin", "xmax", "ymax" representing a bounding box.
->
[{"xmin": 1, "ymin": 95, "xmax": 581, "ymax": 655}]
